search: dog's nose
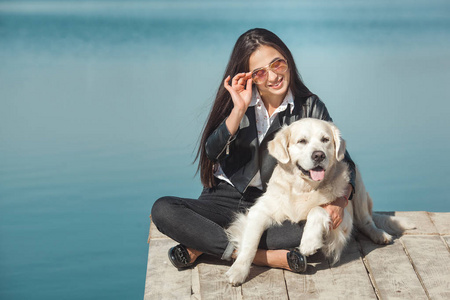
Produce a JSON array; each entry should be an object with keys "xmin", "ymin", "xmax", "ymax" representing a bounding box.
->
[{"xmin": 312, "ymin": 151, "xmax": 326, "ymax": 162}]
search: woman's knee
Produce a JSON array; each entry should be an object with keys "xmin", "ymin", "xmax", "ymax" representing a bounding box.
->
[{"xmin": 151, "ymin": 196, "xmax": 177, "ymax": 228}]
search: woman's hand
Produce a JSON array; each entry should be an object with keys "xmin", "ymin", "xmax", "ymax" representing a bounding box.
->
[
  {"xmin": 224, "ymin": 72, "xmax": 253, "ymax": 135},
  {"xmin": 321, "ymin": 197, "xmax": 346, "ymax": 229},
  {"xmin": 224, "ymin": 72, "xmax": 253, "ymax": 111},
  {"xmin": 321, "ymin": 184, "xmax": 352, "ymax": 229}
]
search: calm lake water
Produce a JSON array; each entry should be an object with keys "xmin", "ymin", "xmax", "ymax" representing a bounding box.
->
[{"xmin": 1, "ymin": 1, "xmax": 449, "ymax": 299}]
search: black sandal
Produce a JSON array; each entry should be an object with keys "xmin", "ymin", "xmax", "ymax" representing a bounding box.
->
[
  {"xmin": 287, "ymin": 249, "xmax": 307, "ymax": 273},
  {"xmin": 168, "ymin": 244, "xmax": 193, "ymax": 270}
]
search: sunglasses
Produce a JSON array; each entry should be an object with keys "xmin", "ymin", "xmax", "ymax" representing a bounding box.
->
[{"xmin": 251, "ymin": 58, "xmax": 288, "ymax": 84}]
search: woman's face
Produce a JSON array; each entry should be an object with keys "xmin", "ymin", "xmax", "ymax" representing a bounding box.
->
[{"xmin": 248, "ymin": 45, "xmax": 290, "ymax": 100}]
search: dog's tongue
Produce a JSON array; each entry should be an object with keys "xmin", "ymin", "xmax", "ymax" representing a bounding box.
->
[{"xmin": 310, "ymin": 168, "xmax": 325, "ymax": 181}]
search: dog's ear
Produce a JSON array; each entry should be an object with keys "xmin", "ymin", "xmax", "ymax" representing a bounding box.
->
[
  {"xmin": 330, "ymin": 123, "xmax": 346, "ymax": 161},
  {"xmin": 268, "ymin": 125, "xmax": 291, "ymax": 164}
]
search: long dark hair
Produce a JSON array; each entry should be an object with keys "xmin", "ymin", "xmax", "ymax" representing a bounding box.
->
[{"xmin": 196, "ymin": 28, "xmax": 313, "ymax": 188}]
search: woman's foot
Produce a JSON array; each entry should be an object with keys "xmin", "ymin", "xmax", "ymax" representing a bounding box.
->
[
  {"xmin": 252, "ymin": 249, "xmax": 307, "ymax": 273},
  {"xmin": 187, "ymin": 247, "xmax": 203, "ymax": 263},
  {"xmin": 168, "ymin": 244, "xmax": 203, "ymax": 270}
]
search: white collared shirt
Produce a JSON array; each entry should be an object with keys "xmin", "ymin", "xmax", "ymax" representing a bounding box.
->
[
  {"xmin": 214, "ymin": 89, "xmax": 295, "ymax": 190},
  {"xmin": 252, "ymin": 88, "xmax": 295, "ymax": 144}
]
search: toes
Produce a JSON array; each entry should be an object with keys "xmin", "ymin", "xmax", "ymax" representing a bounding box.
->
[{"xmin": 372, "ymin": 231, "xmax": 393, "ymax": 244}]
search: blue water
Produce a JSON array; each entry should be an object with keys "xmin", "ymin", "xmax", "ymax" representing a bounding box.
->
[{"xmin": 1, "ymin": 1, "xmax": 449, "ymax": 299}]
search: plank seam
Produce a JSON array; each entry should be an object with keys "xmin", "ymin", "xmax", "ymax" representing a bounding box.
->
[
  {"xmin": 403, "ymin": 233, "xmax": 439, "ymax": 236},
  {"xmin": 355, "ymin": 235, "xmax": 381, "ymax": 300},
  {"xmin": 440, "ymin": 236, "xmax": 450, "ymax": 253},
  {"xmin": 425, "ymin": 211, "xmax": 440, "ymax": 235},
  {"xmin": 399, "ymin": 237, "xmax": 431, "ymax": 300},
  {"xmin": 238, "ymin": 284, "xmax": 243, "ymax": 299},
  {"xmin": 282, "ymin": 270, "xmax": 291, "ymax": 300}
]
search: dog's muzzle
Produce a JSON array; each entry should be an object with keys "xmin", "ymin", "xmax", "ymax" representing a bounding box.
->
[{"xmin": 297, "ymin": 164, "xmax": 326, "ymax": 182}]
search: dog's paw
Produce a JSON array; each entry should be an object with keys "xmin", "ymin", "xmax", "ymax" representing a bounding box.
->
[
  {"xmin": 226, "ymin": 263, "xmax": 250, "ymax": 286},
  {"xmin": 372, "ymin": 230, "xmax": 393, "ymax": 245},
  {"xmin": 300, "ymin": 239, "xmax": 323, "ymax": 256}
]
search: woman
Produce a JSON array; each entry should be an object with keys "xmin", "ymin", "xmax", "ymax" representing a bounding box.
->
[{"xmin": 151, "ymin": 28, "xmax": 355, "ymax": 273}]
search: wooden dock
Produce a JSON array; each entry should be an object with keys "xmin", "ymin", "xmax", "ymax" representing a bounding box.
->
[{"xmin": 144, "ymin": 212, "xmax": 450, "ymax": 299}]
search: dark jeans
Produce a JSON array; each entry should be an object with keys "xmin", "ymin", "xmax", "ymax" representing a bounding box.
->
[{"xmin": 151, "ymin": 180, "xmax": 304, "ymax": 260}]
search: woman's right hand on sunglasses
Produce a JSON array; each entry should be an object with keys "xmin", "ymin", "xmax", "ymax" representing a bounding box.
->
[
  {"xmin": 224, "ymin": 72, "xmax": 253, "ymax": 112},
  {"xmin": 223, "ymin": 72, "xmax": 253, "ymax": 135}
]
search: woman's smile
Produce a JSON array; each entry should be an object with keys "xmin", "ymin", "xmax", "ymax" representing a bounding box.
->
[{"xmin": 267, "ymin": 77, "xmax": 284, "ymax": 89}]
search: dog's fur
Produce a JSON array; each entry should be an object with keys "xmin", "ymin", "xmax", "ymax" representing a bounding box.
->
[{"xmin": 225, "ymin": 118, "xmax": 414, "ymax": 285}]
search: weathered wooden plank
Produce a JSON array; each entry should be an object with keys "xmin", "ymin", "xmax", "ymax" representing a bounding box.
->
[
  {"xmin": 284, "ymin": 238, "xmax": 376, "ymax": 299},
  {"xmin": 196, "ymin": 256, "xmax": 242, "ymax": 300},
  {"xmin": 328, "ymin": 238, "xmax": 378, "ymax": 299},
  {"xmin": 429, "ymin": 212, "xmax": 450, "ymax": 235},
  {"xmin": 359, "ymin": 234, "xmax": 427, "ymax": 299},
  {"xmin": 401, "ymin": 235, "xmax": 450, "ymax": 299},
  {"xmin": 241, "ymin": 266, "xmax": 288, "ymax": 299},
  {"xmin": 144, "ymin": 238, "xmax": 192, "ymax": 300},
  {"xmin": 391, "ymin": 211, "xmax": 438, "ymax": 235}
]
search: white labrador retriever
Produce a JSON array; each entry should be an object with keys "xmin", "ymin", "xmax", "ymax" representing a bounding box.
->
[{"xmin": 225, "ymin": 118, "xmax": 414, "ymax": 285}]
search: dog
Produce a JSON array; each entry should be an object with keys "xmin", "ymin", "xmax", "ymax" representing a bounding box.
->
[{"xmin": 225, "ymin": 118, "xmax": 414, "ymax": 286}]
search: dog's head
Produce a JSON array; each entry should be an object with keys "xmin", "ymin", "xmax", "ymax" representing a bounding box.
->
[{"xmin": 268, "ymin": 118, "xmax": 346, "ymax": 182}]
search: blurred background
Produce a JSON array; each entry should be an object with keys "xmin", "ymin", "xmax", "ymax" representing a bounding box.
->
[{"xmin": 1, "ymin": 0, "xmax": 449, "ymax": 299}]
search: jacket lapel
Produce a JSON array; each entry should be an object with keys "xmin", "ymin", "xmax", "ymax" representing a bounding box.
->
[
  {"xmin": 240, "ymin": 107, "xmax": 258, "ymax": 142},
  {"xmin": 261, "ymin": 103, "xmax": 294, "ymax": 143},
  {"xmin": 259, "ymin": 104, "xmax": 297, "ymax": 190},
  {"xmin": 262, "ymin": 112, "xmax": 282, "ymax": 143}
]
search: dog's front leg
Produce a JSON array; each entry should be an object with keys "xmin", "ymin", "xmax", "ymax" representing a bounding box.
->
[
  {"xmin": 226, "ymin": 207, "xmax": 273, "ymax": 286},
  {"xmin": 299, "ymin": 206, "xmax": 330, "ymax": 256}
]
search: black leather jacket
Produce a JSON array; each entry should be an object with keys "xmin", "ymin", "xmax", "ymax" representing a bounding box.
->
[{"xmin": 205, "ymin": 95, "xmax": 356, "ymax": 194}]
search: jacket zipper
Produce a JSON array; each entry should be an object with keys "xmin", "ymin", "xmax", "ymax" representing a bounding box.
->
[{"xmin": 215, "ymin": 135, "xmax": 234, "ymax": 160}]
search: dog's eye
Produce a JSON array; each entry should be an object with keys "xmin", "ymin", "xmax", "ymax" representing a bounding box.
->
[
  {"xmin": 298, "ymin": 139, "xmax": 307, "ymax": 144},
  {"xmin": 321, "ymin": 137, "xmax": 329, "ymax": 143}
]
